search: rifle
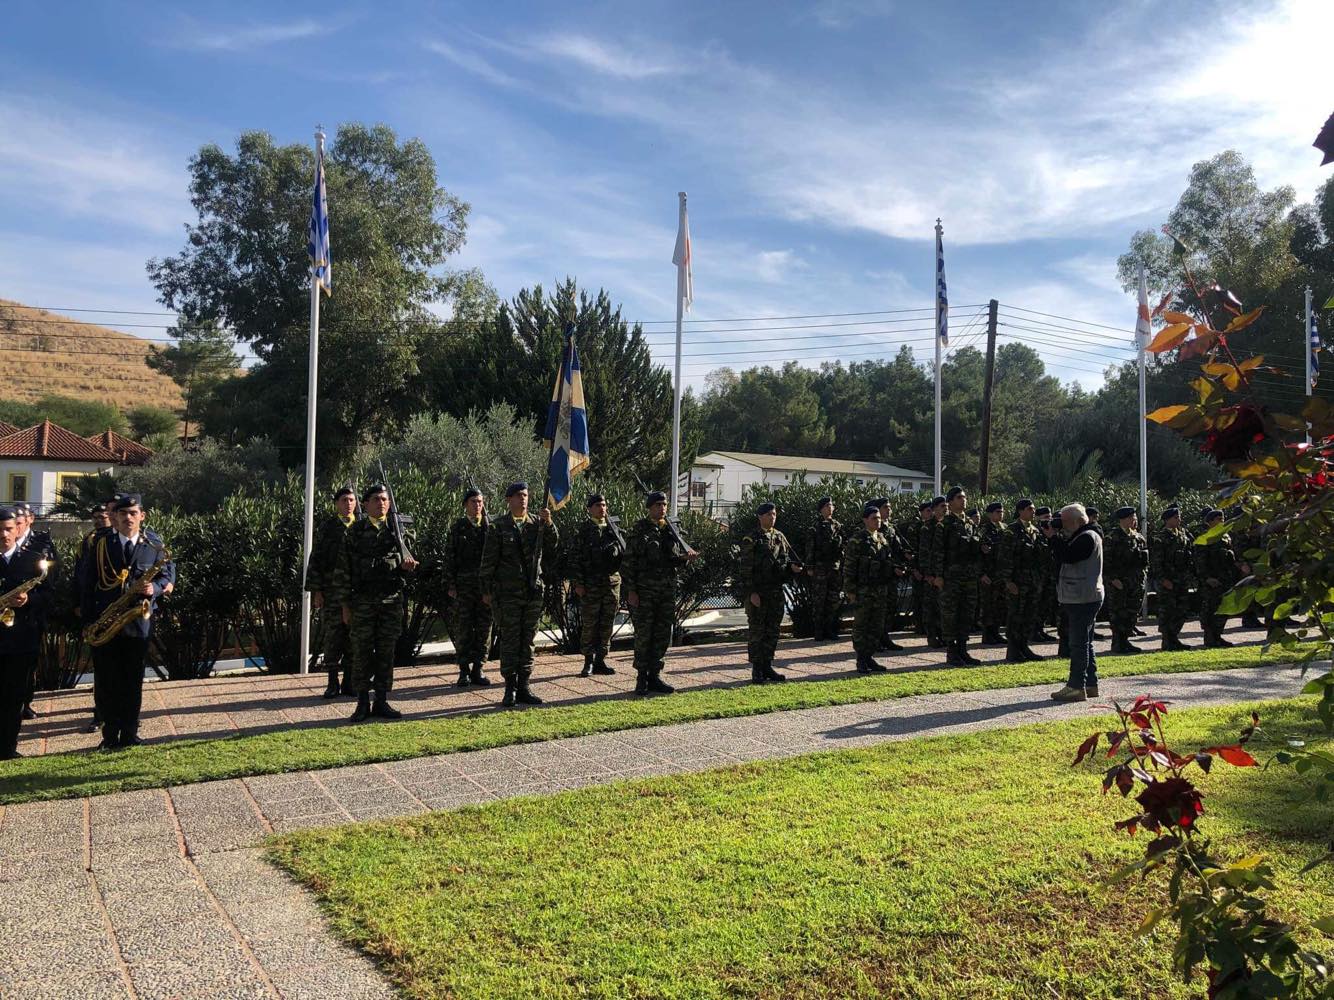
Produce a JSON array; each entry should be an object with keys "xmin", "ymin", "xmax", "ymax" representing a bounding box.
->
[
  {"xmin": 376, "ymin": 461, "xmax": 415, "ymax": 563},
  {"xmin": 606, "ymin": 514, "xmax": 626, "ymax": 551},
  {"xmin": 664, "ymin": 515, "xmax": 698, "ymax": 558}
]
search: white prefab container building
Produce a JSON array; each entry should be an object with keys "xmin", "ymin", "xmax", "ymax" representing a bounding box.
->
[{"xmin": 686, "ymin": 451, "xmax": 932, "ymax": 510}]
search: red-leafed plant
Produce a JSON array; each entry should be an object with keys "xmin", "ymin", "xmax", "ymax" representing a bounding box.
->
[{"xmin": 1074, "ymin": 697, "xmax": 1333, "ymax": 997}]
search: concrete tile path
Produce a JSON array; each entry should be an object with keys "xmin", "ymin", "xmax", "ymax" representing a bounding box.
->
[
  {"xmin": 0, "ymin": 660, "xmax": 1310, "ymax": 999},
  {"xmin": 19, "ymin": 620, "xmax": 1265, "ymax": 756}
]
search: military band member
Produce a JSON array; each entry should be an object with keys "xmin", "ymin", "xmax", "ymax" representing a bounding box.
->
[
  {"xmin": 922, "ymin": 496, "xmax": 948, "ymax": 647},
  {"xmin": 1195, "ymin": 508, "xmax": 1245, "ymax": 648},
  {"xmin": 843, "ymin": 503, "xmax": 893, "ymax": 674},
  {"xmin": 14, "ymin": 501, "xmax": 55, "ymax": 720},
  {"xmin": 996, "ymin": 498, "xmax": 1045, "ymax": 663},
  {"xmin": 930, "ymin": 486, "xmax": 983, "ymax": 666},
  {"xmin": 804, "ymin": 496, "xmax": 843, "ymax": 641},
  {"xmin": 1150, "ymin": 507, "xmax": 1195, "ymax": 651},
  {"xmin": 623, "ymin": 491, "xmax": 697, "ymax": 695},
  {"xmin": 480, "ymin": 482, "xmax": 556, "ymax": 707},
  {"xmin": 305, "ymin": 485, "xmax": 359, "ymax": 698},
  {"xmin": 76, "ymin": 493, "xmax": 176, "ymax": 749},
  {"xmin": 333, "ymin": 484, "xmax": 419, "ymax": 722},
  {"xmin": 0, "ymin": 507, "xmax": 52, "ymax": 759},
  {"xmin": 77, "ymin": 501, "xmax": 115, "ymax": 734},
  {"xmin": 1103, "ymin": 506, "xmax": 1149, "ymax": 654},
  {"xmin": 569, "ymin": 493, "xmax": 624, "ymax": 677},
  {"xmin": 740, "ymin": 502, "xmax": 803, "ymax": 684},
  {"xmin": 445, "ymin": 488, "xmax": 494, "ymax": 688},
  {"xmin": 873, "ymin": 497, "xmax": 909, "ymax": 650},
  {"xmin": 978, "ymin": 501, "xmax": 1006, "ymax": 645}
]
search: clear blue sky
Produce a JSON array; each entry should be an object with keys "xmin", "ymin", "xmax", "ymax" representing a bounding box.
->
[{"xmin": 1, "ymin": 0, "xmax": 1328, "ymax": 388}]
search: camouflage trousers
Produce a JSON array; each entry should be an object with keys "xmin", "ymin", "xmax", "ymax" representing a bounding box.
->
[
  {"xmin": 980, "ymin": 578, "xmax": 1006, "ymax": 628},
  {"xmin": 319, "ymin": 610, "xmax": 350, "ymax": 680},
  {"xmin": 579, "ymin": 578, "xmax": 621, "ymax": 657},
  {"xmin": 1106, "ymin": 579, "xmax": 1144, "ymax": 637},
  {"xmin": 851, "ymin": 586, "xmax": 891, "ymax": 656},
  {"xmin": 349, "ymin": 598, "xmax": 403, "ymax": 695},
  {"xmin": 922, "ymin": 579, "xmax": 942, "ymax": 638},
  {"xmin": 1005, "ymin": 583, "xmax": 1039, "ymax": 642},
  {"xmin": 805, "ymin": 567, "xmax": 841, "ymax": 637},
  {"xmin": 631, "ymin": 580, "xmax": 675, "ymax": 674},
  {"xmin": 745, "ymin": 586, "xmax": 785, "ymax": 666},
  {"xmin": 492, "ymin": 585, "xmax": 543, "ymax": 681},
  {"xmin": 452, "ymin": 576, "xmax": 491, "ymax": 666},
  {"xmin": 909, "ymin": 576, "xmax": 925, "ymax": 632},
  {"xmin": 1156, "ymin": 580, "xmax": 1191, "ymax": 639},
  {"xmin": 939, "ymin": 577, "xmax": 979, "ymax": 645},
  {"xmin": 1198, "ymin": 583, "xmax": 1230, "ymax": 639}
]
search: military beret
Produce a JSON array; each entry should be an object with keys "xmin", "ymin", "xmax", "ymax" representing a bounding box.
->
[
  {"xmin": 90, "ymin": 503, "xmax": 107, "ymax": 514},
  {"xmin": 1115, "ymin": 506, "xmax": 1136, "ymax": 521},
  {"xmin": 0, "ymin": 507, "xmax": 15, "ymax": 522},
  {"xmin": 816, "ymin": 496, "xmax": 833, "ymax": 510},
  {"xmin": 918, "ymin": 500, "xmax": 932, "ymax": 511},
  {"xmin": 361, "ymin": 484, "xmax": 388, "ymax": 501},
  {"xmin": 965, "ymin": 507, "xmax": 978, "ymax": 517},
  {"xmin": 946, "ymin": 486, "xmax": 966, "ymax": 500},
  {"xmin": 586, "ymin": 493, "xmax": 605, "ymax": 507},
  {"xmin": 1203, "ymin": 508, "xmax": 1223, "ymax": 523},
  {"xmin": 931, "ymin": 495, "xmax": 947, "ymax": 507},
  {"xmin": 645, "ymin": 490, "xmax": 667, "ymax": 506},
  {"xmin": 861, "ymin": 503, "xmax": 880, "ymax": 518},
  {"xmin": 333, "ymin": 484, "xmax": 356, "ymax": 500},
  {"xmin": 464, "ymin": 487, "xmax": 482, "ymax": 501},
  {"xmin": 870, "ymin": 497, "xmax": 890, "ymax": 508},
  {"xmin": 1034, "ymin": 506, "xmax": 1051, "ymax": 517},
  {"xmin": 505, "ymin": 481, "xmax": 529, "ymax": 498},
  {"xmin": 1086, "ymin": 506, "xmax": 1100, "ymax": 517},
  {"xmin": 1015, "ymin": 498, "xmax": 1034, "ymax": 512},
  {"xmin": 1161, "ymin": 507, "xmax": 1180, "ymax": 522},
  {"xmin": 111, "ymin": 493, "xmax": 142, "ymax": 511},
  {"xmin": 756, "ymin": 502, "xmax": 776, "ymax": 515},
  {"xmin": 985, "ymin": 501, "xmax": 1003, "ymax": 513}
]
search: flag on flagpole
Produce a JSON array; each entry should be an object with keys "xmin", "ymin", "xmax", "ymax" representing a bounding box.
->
[
  {"xmin": 543, "ymin": 325, "xmax": 590, "ymax": 511},
  {"xmin": 1136, "ymin": 265, "xmax": 1152, "ymax": 348},
  {"xmin": 1311, "ymin": 309, "xmax": 1321, "ymax": 390},
  {"xmin": 673, "ymin": 196, "xmax": 693, "ymax": 313},
  {"xmin": 935, "ymin": 222, "xmax": 948, "ymax": 346},
  {"xmin": 308, "ymin": 145, "xmax": 331, "ymax": 295}
]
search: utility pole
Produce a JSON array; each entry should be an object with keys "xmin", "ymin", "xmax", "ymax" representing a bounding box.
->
[{"xmin": 977, "ymin": 299, "xmax": 999, "ymax": 493}]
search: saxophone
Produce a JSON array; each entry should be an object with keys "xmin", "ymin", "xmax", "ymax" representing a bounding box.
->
[
  {"xmin": 84, "ymin": 547, "xmax": 171, "ymax": 647},
  {"xmin": 0, "ymin": 558, "xmax": 49, "ymax": 627}
]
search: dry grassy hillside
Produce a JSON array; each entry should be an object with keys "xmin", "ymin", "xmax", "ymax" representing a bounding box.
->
[{"xmin": 0, "ymin": 299, "xmax": 183, "ymax": 413}]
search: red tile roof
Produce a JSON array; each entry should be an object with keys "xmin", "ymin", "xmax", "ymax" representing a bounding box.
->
[
  {"xmin": 86, "ymin": 429, "xmax": 154, "ymax": 466},
  {"xmin": 0, "ymin": 422, "xmax": 18, "ymax": 436},
  {"xmin": 0, "ymin": 420, "xmax": 123, "ymax": 463}
]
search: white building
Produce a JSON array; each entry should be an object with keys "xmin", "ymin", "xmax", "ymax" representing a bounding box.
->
[
  {"xmin": 688, "ymin": 451, "xmax": 933, "ymax": 509},
  {"xmin": 0, "ymin": 420, "xmax": 152, "ymax": 514}
]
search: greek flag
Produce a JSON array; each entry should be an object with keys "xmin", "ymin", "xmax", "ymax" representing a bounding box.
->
[
  {"xmin": 542, "ymin": 325, "xmax": 590, "ymax": 511},
  {"xmin": 308, "ymin": 145, "xmax": 331, "ymax": 295},
  {"xmin": 1311, "ymin": 310, "xmax": 1321, "ymax": 390},
  {"xmin": 935, "ymin": 221, "xmax": 948, "ymax": 346}
]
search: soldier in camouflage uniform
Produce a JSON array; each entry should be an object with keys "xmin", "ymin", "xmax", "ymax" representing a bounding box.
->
[
  {"xmin": 996, "ymin": 498, "xmax": 1045, "ymax": 663},
  {"xmin": 304, "ymin": 485, "xmax": 359, "ymax": 698},
  {"xmin": 1103, "ymin": 506, "xmax": 1149, "ymax": 654},
  {"xmin": 1032, "ymin": 506, "xmax": 1059, "ymax": 643},
  {"xmin": 1194, "ymin": 508, "xmax": 1245, "ymax": 648},
  {"xmin": 444, "ymin": 488, "xmax": 493, "ymax": 688},
  {"xmin": 1150, "ymin": 507, "xmax": 1195, "ymax": 651},
  {"xmin": 921, "ymin": 496, "xmax": 947, "ymax": 647},
  {"xmin": 568, "ymin": 493, "xmax": 624, "ymax": 677},
  {"xmin": 842, "ymin": 503, "xmax": 894, "ymax": 674},
  {"xmin": 930, "ymin": 486, "xmax": 983, "ymax": 666},
  {"xmin": 623, "ymin": 491, "xmax": 698, "ymax": 695},
  {"xmin": 978, "ymin": 501, "xmax": 1006, "ymax": 645},
  {"xmin": 740, "ymin": 503, "xmax": 803, "ymax": 683},
  {"xmin": 804, "ymin": 497, "xmax": 843, "ymax": 641},
  {"xmin": 480, "ymin": 482, "xmax": 557, "ymax": 707},
  {"xmin": 874, "ymin": 497, "xmax": 910, "ymax": 650},
  {"xmin": 896, "ymin": 502, "xmax": 931, "ymax": 635},
  {"xmin": 333, "ymin": 484, "xmax": 419, "ymax": 722}
]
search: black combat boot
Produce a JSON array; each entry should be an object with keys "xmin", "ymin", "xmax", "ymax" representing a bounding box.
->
[
  {"xmin": 646, "ymin": 671, "xmax": 675, "ymax": 694},
  {"xmin": 946, "ymin": 642, "xmax": 967, "ymax": 667},
  {"xmin": 1022, "ymin": 644, "xmax": 1046, "ymax": 662},
  {"xmin": 1004, "ymin": 642, "xmax": 1026, "ymax": 664},
  {"xmin": 752, "ymin": 663, "xmax": 767, "ymax": 683},
  {"xmin": 864, "ymin": 656, "xmax": 888, "ymax": 674},
  {"xmin": 959, "ymin": 642, "xmax": 982, "ymax": 666},
  {"xmin": 982, "ymin": 626, "xmax": 1003, "ymax": 645},
  {"xmin": 579, "ymin": 654, "xmax": 594, "ymax": 678},
  {"xmin": 1131, "ymin": 625, "xmax": 1148, "ymax": 637},
  {"xmin": 1167, "ymin": 634, "xmax": 1196, "ymax": 651},
  {"xmin": 456, "ymin": 664, "xmax": 472, "ymax": 687},
  {"xmin": 516, "ymin": 678, "xmax": 543, "ymax": 705},
  {"xmin": 322, "ymin": 672, "xmax": 341, "ymax": 699},
  {"xmin": 1031, "ymin": 627, "xmax": 1055, "ymax": 643},
  {"xmin": 372, "ymin": 693, "xmax": 402, "ymax": 719},
  {"xmin": 634, "ymin": 670, "xmax": 650, "ymax": 695},
  {"xmin": 1240, "ymin": 613, "xmax": 1263, "ymax": 630},
  {"xmin": 854, "ymin": 655, "xmax": 871, "ymax": 674},
  {"xmin": 21, "ymin": 705, "xmax": 36, "ymax": 720},
  {"xmin": 928, "ymin": 634, "xmax": 946, "ymax": 649},
  {"xmin": 350, "ymin": 693, "xmax": 371, "ymax": 722},
  {"xmin": 881, "ymin": 636, "xmax": 904, "ymax": 652},
  {"xmin": 502, "ymin": 677, "xmax": 517, "ymax": 707},
  {"xmin": 761, "ymin": 659, "xmax": 787, "ymax": 683},
  {"xmin": 591, "ymin": 654, "xmax": 615, "ymax": 675},
  {"xmin": 470, "ymin": 662, "xmax": 491, "ymax": 686}
]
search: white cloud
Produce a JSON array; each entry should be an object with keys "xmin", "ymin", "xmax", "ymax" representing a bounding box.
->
[
  {"xmin": 163, "ymin": 16, "xmax": 336, "ymax": 51},
  {"xmin": 804, "ymin": 0, "xmax": 894, "ymax": 29},
  {"xmin": 531, "ymin": 33, "xmax": 684, "ymax": 79},
  {"xmin": 423, "ymin": 40, "xmax": 522, "ymax": 89}
]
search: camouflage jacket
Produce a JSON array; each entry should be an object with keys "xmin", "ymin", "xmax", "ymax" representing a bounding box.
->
[
  {"xmin": 1150, "ymin": 527, "xmax": 1195, "ymax": 584},
  {"xmin": 479, "ymin": 512, "xmax": 558, "ymax": 595},
  {"xmin": 1194, "ymin": 532, "xmax": 1240, "ymax": 586},
  {"xmin": 996, "ymin": 519, "xmax": 1045, "ymax": 587},
  {"xmin": 1103, "ymin": 525, "xmax": 1149, "ymax": 583},
  {"xmin": 444, "ymin": 515, "xmax": 489, "ymax": 587},
  {"xmin": 841, "ymin": 527, "xmax": 895, "ymax": 594},
  {"xmin": 979, "ymin": 519, "xmax": 1005, "ymax": 575},
  {"xmin": 622, "ymin": 517, "xmax": 688, "ymax": 593},
  {"xmin": 568, "ymin": 518, "xmax": 625, "ymax": 587},
  {"xmin": 332, "ymin": 518, "xmax": 407, "ymax": 605},
  {"xmin": 804, "ymin": 518, "xmax": 843, "ymax": 571},
  {"xmin": 930, "ymin": 512, "xmax": 982, "ymax": 579},
  {"xmin": 305, "ymin": 513, "xmax": 357, "ymax": 594},
  {"xmin": 740, "ymin": 528, "xmax": 800, "ymax": 591}
]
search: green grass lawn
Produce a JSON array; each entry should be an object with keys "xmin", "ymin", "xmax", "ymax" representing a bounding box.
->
[
  {"xmin": 0, "ymin": 644, "xmax": 1303, "ymax": 806},
  {"xmin": 270, "ymin": 697, "xmax": 1333, "ymax": 1000}
]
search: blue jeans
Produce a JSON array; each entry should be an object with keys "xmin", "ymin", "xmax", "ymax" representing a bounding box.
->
[{"xmin": 1063, "ymin": 600, "xmax": 1102, "ymax": 688}]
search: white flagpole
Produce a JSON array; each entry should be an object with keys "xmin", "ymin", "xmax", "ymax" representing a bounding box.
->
[
  {"xmin": 1306, "ymin": 285, "xmax": 1314, "ymax": 446},
  {"xmin": 298, "ymin": 127, "xmax": 324, "ymax": 676},
  {"xmin": 670, "ymin": 191, "xmax": 687, "ymax": 518},
  {"xmin": 933, "ymin": 218, "xmax": 943, "ymax": 495},
  {"xmin": 1137, "ymin": 265, "xmax": 1149, "ymax": 524}
]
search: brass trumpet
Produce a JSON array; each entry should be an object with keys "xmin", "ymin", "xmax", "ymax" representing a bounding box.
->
[{"xmin": 0, "ymin": 559, "xmax": 48, "ymax": 627}]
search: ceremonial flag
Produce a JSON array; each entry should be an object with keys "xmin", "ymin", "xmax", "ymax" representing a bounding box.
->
[
  {"xmin": 542, "ymin": 325, "xmax": 590, "ymax": 511},
  {"xmin": 308, "ymin": 145, "xmax": 331, "ymax": 295},
  {"xmin": 1135, "ymin": 265, "xmax": 1152, "ymax": 349},
  {"xmin": 673, "ymin": 196, "xmax": 693, "ymax": 313},
  {"xmin": 1311, "ymin": 309, "xmax": 1321, "ymax": 390},
  {"xmin": 935, "ymin": 223, "xmax": 948, "ymax": 346}
]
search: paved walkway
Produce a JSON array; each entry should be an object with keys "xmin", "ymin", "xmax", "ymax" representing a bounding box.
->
[
  {"xmin": 19, "ymin": 620, "xmax": 1265, "ymax": 756},
  {"xmin": 0, "ymin": 662, "xmax": 1308, "ymax": 1000}
]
